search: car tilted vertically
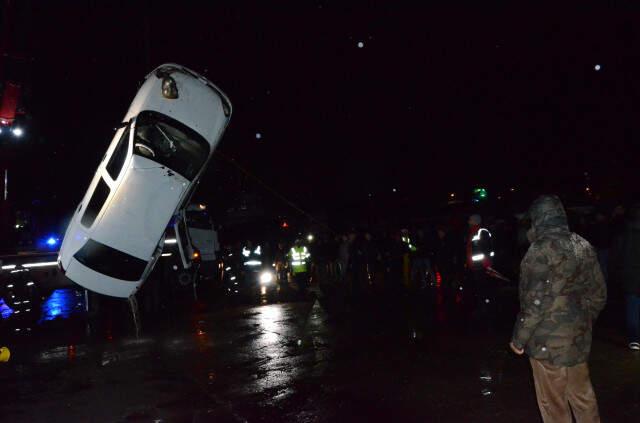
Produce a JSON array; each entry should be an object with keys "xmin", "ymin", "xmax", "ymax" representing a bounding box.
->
[{"xmin": 58, "ymin": 64, "xmax": 232, "ymax": 298}]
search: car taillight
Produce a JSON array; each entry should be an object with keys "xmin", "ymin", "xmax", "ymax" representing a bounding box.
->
[{"xmin": 161, "ymin": 76, "xmax": 179, "ymax": 99}]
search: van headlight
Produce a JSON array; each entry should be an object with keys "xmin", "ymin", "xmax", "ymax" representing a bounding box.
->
[{"xmin": 259, "ymin": 271, "xmax": 274, "ymax": 285}]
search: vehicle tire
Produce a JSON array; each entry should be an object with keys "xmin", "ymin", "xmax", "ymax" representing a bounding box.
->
[{"xmin": 178, "ymin": 271, "xmax": 193, "ymax": 286}]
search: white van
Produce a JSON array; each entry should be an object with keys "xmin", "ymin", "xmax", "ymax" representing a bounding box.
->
[
  {"xmin": 58, "ymin": 64, "xmax": 231, "ymax": 298},
  {"xmin": 185, "ymin": 203, "xmax": 219, "ymax": 262}
]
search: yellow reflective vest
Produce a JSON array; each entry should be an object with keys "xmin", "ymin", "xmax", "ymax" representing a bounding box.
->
[{"xmin": 288, "ymin": 246, "xmax": 310, "ymax": 274}]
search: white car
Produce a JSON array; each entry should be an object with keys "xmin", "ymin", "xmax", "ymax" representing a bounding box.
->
[{"xmin": 58, "ymin": 64, "xmax": 232, "ymax": 298}]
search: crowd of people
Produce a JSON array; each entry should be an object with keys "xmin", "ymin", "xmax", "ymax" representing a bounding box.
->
[
  {"xmin": 220, "ymin": 199, "xmax": 640, "ymax": 353},
  {"xmin": 304, "ymin": 201, "xmax": 638, "ymax": 340},
  {"xmin": 304, "ymin": 196, "xmax": 640, "ymax": 422},
  {"xmin": 151, "ymin": 194, "xmax": 640, "ymax": 423}
]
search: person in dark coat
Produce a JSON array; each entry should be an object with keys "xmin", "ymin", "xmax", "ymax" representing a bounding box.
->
[
  {"xmin": 511, "ymin": 195, "xmax": 606, "ymax": 423},
  {"xmin": 589, "ymin": 211, "xmax": 612, "ymax": 283},
  {"xmin": 434, "ymin": 225, "xmax": 458, "ymax": 305},
  {"xmin": 615, "ymin": 204, "xmax": 640, "ymax": 350}
]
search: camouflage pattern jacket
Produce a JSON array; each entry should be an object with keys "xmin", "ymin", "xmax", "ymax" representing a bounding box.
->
[{"xmin": 512, "ymin": 196, "xmax": 607, "ymax": 367}]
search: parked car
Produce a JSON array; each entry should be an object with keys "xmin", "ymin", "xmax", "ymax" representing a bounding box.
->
[{"xmin": 58, "ymin": 63, "xmax": 232, "ymax": 298}]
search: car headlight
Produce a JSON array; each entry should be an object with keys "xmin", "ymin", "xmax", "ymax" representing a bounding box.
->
[{"xmin": 259, "ymin": 271, "xmax": 274, "ymax": 285}]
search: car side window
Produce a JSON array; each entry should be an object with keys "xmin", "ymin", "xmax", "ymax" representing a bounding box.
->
[
  {"xmin": 81, "ymin": 178, "xmax": 111, "ymax": 228},
  {"xmin": 106, "ymin": 127, "xmax": 130, "ymax": 180}
]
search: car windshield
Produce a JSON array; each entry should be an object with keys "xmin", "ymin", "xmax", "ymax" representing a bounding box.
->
[{"xmin": 133, "ymin": 111, "xmax": 210, "ymax": 180}]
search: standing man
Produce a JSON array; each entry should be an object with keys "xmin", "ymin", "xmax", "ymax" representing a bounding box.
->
[
  {"xmin": 337, "ymin": 235, "xmax": 350, "ymax": 282},
  {"xmin": 241, "ymin": 240, "xmax": 262, "ymax": 265},
  {"xmin": 465, "ymin": 214, "xmax": 495, "ymax": 325},
  {"xmin": 510, "ymin": 195, "xmax": 606, "ymax": 423},
  {"xmin": 434, "ymin": 225, "xmax": 458, "ymax": 307},
  {"xmin": 614, "ymin": 203, "xmax": 640, "ymax": 351},
  {"xmin": 411, "ymin": 229, "xmax": 435, "ymax": 289},
  {"xmin": 288, "ymin": 239, "xmax": 311, "ymax": 296},
  {"xmin": 273, "ymin": 241, "xmax": 288, "ymax": 284}
]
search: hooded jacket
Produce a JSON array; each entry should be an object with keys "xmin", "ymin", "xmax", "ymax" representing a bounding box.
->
[{"xmin": 512, "ymin": 195, "xmax": 606, "ymax": 367}]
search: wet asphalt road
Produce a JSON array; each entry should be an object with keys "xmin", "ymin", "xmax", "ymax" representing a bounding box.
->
[{"xmin": 1, "ymin": 288, "xmax": 640, "ymax": 422}]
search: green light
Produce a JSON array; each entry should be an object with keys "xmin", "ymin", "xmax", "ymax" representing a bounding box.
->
[{"xmin": 473, "ymin": 188, "xmax": 488, "ymax": 200}]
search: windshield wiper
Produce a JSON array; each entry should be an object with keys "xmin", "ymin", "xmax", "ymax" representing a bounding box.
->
[{"xmin": 156, "ymin": 125, "xmax": 176, "ymax": 152}]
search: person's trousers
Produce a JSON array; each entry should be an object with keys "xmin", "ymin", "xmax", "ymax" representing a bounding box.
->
[
  {"xmin": 410, "ymin": 257, "xmax": 432, "ymax": 288},
  {"xmin": 293, "ymin": 272, "xmax": 309, "ymax": 291},
  {"xmin": 529, "ymin": 358, "xmax": 600, "ymax": 423},
  {"xmin": 626, "ymin": 294, "xmax": 640, "ymax": 343}
]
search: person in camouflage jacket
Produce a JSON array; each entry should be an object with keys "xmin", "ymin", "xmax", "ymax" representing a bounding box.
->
[{"xmin": 510, "ymin": 195, "xmax": 606, "ymax": 423}]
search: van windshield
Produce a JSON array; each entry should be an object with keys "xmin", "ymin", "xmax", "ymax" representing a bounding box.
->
[
  {"xmin": 186, "ymin": 210, "xmax": 213, "ymax": 230},
  {"xmin": 133, "ymin": 111, "xmax": 210, "ymax": 180}
]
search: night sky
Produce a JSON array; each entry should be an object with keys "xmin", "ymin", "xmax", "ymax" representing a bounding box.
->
[{"xmin": 2, "ymin": 3, "xmax": 639, "ymax": 221}]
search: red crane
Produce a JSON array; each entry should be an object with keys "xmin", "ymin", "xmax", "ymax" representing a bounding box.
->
[
  {"xmin": 0, "ymin": 0, "xmax": 26, "ymax": 136},
  {"xmin": 0, "ymin": 0, "xmax": 32, "ymax": 251}
]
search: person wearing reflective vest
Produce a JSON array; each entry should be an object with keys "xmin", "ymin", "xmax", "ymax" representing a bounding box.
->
[
  {"xmin": 288, "ymin": 239, "xmax": 311, "ymax": 294},
  {"xmin": 241, "ymin": 240, "xmax": 263, "ymax": 268},
  {"xmin": 401, "ymin": 231, "xmax": 418, "ymax": 253},
  {"xmin": 466, "ymin": 214, "xmax": 496, "ymax": 326},
  {"xmin": 467, "ymin": 216, "xmax": 494, "ymax": 269},
  {"xmin": 400, "ymin": 229, "xmax": 417, "ymax": 287},
  {"xmin": 289, "ymin": 241, "xmax": 310, "ymax": 274}
]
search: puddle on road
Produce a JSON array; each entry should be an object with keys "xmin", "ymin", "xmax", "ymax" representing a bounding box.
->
[
  {"xmin": 231, "ymin": 303, "xmax": 328, "ymax": 400},
  {"xmin": 1, "ymin": 286, "xmax": 86, "ymax": 335},
  {"xmin": 1, "ymin": 266, "xmax": 86, "ymax": 333},
  {"xmin": 40, "ymin": 289, "xmax": 86, "ymax": 322}
]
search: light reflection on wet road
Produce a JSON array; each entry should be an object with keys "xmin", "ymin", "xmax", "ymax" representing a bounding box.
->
[{"xmin": 0, "ymin": 293, "xmax": 638, "ymax": 422}]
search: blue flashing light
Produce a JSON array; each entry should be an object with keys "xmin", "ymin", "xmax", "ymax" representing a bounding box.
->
[
  {"xmin": 0, "ymin": 297, "xmax": 14, "ymax": 319},
  {"xmin": 38, "ymin": 235, "xmax": 60, "ymax": 250}
]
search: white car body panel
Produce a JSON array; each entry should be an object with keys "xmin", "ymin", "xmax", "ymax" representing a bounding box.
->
[
  {"xmin": 58, "ymin": 63, "xmax": 231, "ymax": 298},
  {"xmin": 92, "ymin": 156, "xmax": 188, "ymax": 260}
]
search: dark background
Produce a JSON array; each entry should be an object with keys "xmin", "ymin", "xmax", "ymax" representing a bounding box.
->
[{"xmin": 2, "ymin": 2, "xmax": 638, "ymax": 229}]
